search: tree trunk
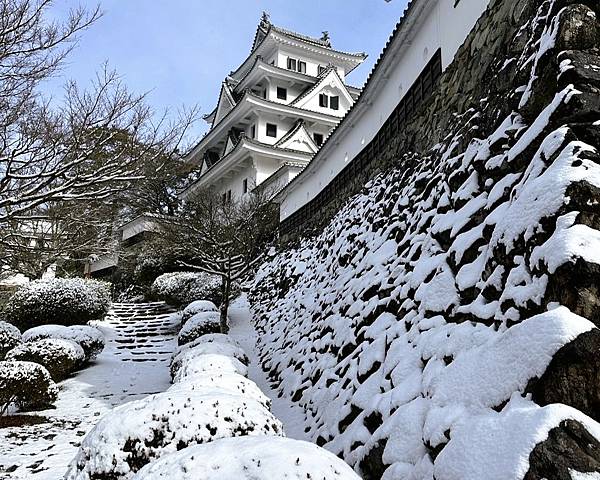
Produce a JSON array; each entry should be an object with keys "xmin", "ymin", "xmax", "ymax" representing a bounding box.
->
[{"xmin": 220, "ymin": 275, "xmax": 231, "ymax": 334}]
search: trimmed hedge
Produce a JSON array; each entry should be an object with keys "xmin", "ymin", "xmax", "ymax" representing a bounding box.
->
[
  {"xmin": 4, "ymin": 278, "xmax": 111, "ymax": 330},
  {"xmin": 149, "ymin": 272, "xmax": 221, "ymax": 307},
  {"xmin": 0, "ymin": 360, "xmax": 59, "ymax": 414}
]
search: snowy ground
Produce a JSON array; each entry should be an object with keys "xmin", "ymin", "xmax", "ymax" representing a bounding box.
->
[
  {"xmin": 228, "ymin": 295, "xmax": 309, "ymax": 441},
  {"xmin": 0, "ymin": 302, "xmax": 179, "ymax": 480},
  {"xmin": 0, "ymin": 298, "xmax": 309, "ymax": 479}
]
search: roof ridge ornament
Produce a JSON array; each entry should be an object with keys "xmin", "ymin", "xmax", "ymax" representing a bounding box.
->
[
  {"xmin": 260, "ymin": 11, "xmax": 271, "ymax": 30},
  {"xmin": 321, "ymin": 31, "xmax": 331, "ymax": 47}
]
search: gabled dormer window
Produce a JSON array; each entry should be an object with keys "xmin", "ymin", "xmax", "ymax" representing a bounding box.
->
[
  {"xmin": 287, "ymin": 57, "xmax": 306, "ymax": 74},
  {"xmin": 319, "ymin": 94, "xmax": 340, "ymax": 110},
  {"xmin": 319, "ymin": 93, "xmax": 328, "ymax": 108},
  {"xmin": 330, "ymin": 95, "xmax": 339, "ymax": 110}
]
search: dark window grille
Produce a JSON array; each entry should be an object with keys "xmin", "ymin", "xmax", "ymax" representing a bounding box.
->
[
  {"xmin": 319, "ymin": 94, "xmax": 328, "ymax": 108},
  {"xmin": 277, "ymin": 87, "xmax": 287, "ymax": 100},
  {"xmin": 330, "ymin": 96, "xmax": 339, "ymax": 110},
  {"xmin": 287, "ymin": 58, "xmax": 297, "ymax": 71},
  {"xmin": 314, "ymin": 133, "xmax": 324, "ymax": 146}
]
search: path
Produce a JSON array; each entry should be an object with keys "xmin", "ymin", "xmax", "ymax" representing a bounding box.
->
[
  {"xmin": 0, "ymin": 302, "xmax": 179, "ymax": 480},
  {"xmin": 228, "ymin": 295, "xmax": 309, "ymax": 441}
]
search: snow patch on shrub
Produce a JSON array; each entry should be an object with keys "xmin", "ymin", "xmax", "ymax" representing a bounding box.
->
[
  {"xmin": 131, "ymin": 436, "xmax": 361, "ymax": 480},
  {"xmin": 172, "ymin": 353, "xmax": 248, "ymax": 383},
  {"xmin": 168, "ymin": 373, "xmax": 271, "ymax": 409},
  {"xmin": 170, "ymin": 341, "xmax": 249, "ymax": 379},
  {"xmin": 0, "ymin": 321, "xmax": 21, "ymax": 360},
  {"xmin": 181, "ymin": 300, "xmax": 218, "ymax": 323},
  {"xmin": 4, "ymin": 278, "xmax": 111, "ymax": 330},
  {"xmin": 6, "ymin": 338, "xmax": 85, "ymax": 381},
  {"xmin": 177, "ymin": 312, "xmax": 221, "ymax": 345},
  {"xmin": 23, "ymin": 324, "xmax": 105, "ymax": 361},
  {"xmin": 65, "ymin": 390, "xmax": 283, "ymax": 480},
  {"xmin": 0, "ymin": 360, "xmax": 58, "ymax": 414},
  {"xmin": 150, "ymin": 272, "xmax": 221, "ymax": 307}
]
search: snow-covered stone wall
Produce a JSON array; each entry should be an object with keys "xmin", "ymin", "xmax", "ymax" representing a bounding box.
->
[{"xmin": 250, "ymin": 0, "xmax": 600, "ymax": 478}]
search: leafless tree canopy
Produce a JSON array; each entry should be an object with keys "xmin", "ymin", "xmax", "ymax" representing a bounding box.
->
[
  {"xmin": 0, "ymin": 0, "xmax": 199, "ymax": 275},
  {"xmin": 162, "ymin": 191, "xmax": 278, "ymax": 331}
]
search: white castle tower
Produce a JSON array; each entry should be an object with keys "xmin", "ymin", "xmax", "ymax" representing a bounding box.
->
[{"xmin": 180, "ymin": 12, "xmax": 366, "ymax": 202}]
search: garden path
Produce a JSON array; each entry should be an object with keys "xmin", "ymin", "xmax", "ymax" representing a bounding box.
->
[
  {"xmin": 0, "ymin": 302, "xmax": 180, "ymax": 480},
  {"xmin": 228, "ymin": 295, "xmax": 309, "ymax": 441}
]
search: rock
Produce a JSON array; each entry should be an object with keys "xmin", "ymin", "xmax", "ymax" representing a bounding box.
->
[
  {"xmin": 524, "ymin": 419, "xmax": 600, "ymax": 479},
  {"xmin": 528, "ymin": 329, "xmax": 600, "ymax": 422}
]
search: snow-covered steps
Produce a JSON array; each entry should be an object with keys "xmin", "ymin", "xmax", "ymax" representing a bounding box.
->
[
  {"xmin": 102, "ymin": 302, "xmax": 179, "ymax": 364},
  {"xmin": 0, "ymin": 302, "xmax": 181, "ymax": 480}
]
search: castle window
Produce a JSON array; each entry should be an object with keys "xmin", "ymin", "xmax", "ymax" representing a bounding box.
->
[
  {"xmin": 266, "ymin": 123, "xmax": 277, "ymax": 137},
  {"xmin": 250, "ymin": 124, "xmax": 256, "ymax": 139},
  {"xmin": 319, "ymin": 93, "xmax": 328, "ymax": 108},
  {"xmin": 330, "ymin": 96, "xmax": 340, "ymax": 110},
  {"xmin": 298, "ymin": 61, "xmax": 306, "ymax": 74},
  {"xmin": 221, "ymin": 192, "xmax": 227, "ymax": 204},
  {"xmin": 243, "ymin": 178, "xmax": 248, "ymax": 194},
  {"xmin": 277, "ymin": 87, "xmax": 287, "ymax": 100},
  {"xmin": 318, "ymin": 65, "xmax": 327, "ymax": 75},
  {"xmin": 287, "ymin": 57, "xmax": 297, "ymax": 71},
  {"xmin": 314, "ymin": 133, "xmax": 324, "ymax": 146},
  {"xmin": 227, "ymin": 190, "xmax": 232, "ymax": 202}
]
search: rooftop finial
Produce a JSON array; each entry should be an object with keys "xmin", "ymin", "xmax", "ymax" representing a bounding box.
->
[
  {"xmin": 321, "ymin": 30, "xmax": 331, "ymax": 46},
  {"xmin": 260, "ymin": 11, "xmax": 271, "ymax": 29}
]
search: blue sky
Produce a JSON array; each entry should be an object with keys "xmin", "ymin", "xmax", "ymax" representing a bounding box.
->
[{"xmin": 47, "ymin": 0, "xmax": 410, "ymax": 140}]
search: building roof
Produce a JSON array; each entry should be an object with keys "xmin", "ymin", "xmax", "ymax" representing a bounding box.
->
[
  {"xmin": 291, "ymin": 66, "xmax": 354, "ymax": 109},
  {"xmin": 185, "ymin": 90, "xmax": 341, "ymax": 165},
  {"xmin": 230, "ymin": 13, "xmax": 367, "ymax": 80},
  {"xmin": 180, "ymin": 136, "xmax": 313, "ymax": 199},
  {"xmin": 273, "ymin": 0, "xmax": 429, "ymax": 204}
]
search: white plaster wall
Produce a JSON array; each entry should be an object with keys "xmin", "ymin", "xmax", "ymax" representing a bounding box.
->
[
  {"xmin": 280, "ymin": 0, "xmax": 491, "ymax": 221},
  {"xmin": 121, "ymin": 218, "xmax": 158, "ymax": 242},
  {"xmin": 212, "ymin": 162, "xmax": 257, "ymax": 201},
  {"xmin": 266, "ymin": 81, "xmax": 306, "ymax": 104},
  {"xmin": 301, "ymin": 84, "xmax": 352, "ymax": 118},
  {"xmin": 276, "ymin": 48, "xmax": 346, "ymax": 80},
  {"xmin": 255, "ymin": 115, "xmax": 295, "ymax": 144}
]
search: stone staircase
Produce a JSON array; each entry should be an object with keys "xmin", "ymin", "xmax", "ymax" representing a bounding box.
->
[{"xmin": 103, "ymin": 302, "xmax": 180, "ymax": 364}]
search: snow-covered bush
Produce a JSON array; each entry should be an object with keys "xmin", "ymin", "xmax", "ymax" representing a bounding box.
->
[
  {"xmin": 131, "ymin": 436, "xmax": 362, "ymax": 480},
  {"xmin": 65, "ymin": 390, "xmax": 283, "ymax": 480},
  {"xmin": 170, "ymin": 342, "xmax": 249, "ymax": 380},
  {"xmin": 172, "ymin": 353, "xmax": 248, "ymax": 383},
  {"xmin": 0, "ymin": 321, "xmax": 21, "ymax": 360},
  {"xmin": 0, "ymin": 360, "xmax": 58, "ymax": 414},
  {"xmin": 181, "ymin": 300, "xmax": 218, "ymax": 323},
  {"xmin": 149, "ymin": 272, "xmax": 221, "ymax": 307},
  {"xmin": 173, "ymin": 333, "xmax": 241, "ymax": 357},
  {"xmin": 6, "ymin": 338, "xmax": 85, "ymax": 381},
  {"xmin": 168, "ymin": 373, "xmax": 271, "ymax": 410},
  {"xmin": 4, "ymin": 278, "xmax": 111, "ymax": 330},
  {"xmin": 177, "ymin": 311, "xmax": 221, "ymax": 345},
  {"xmin": 23, "ymin": 324, "xmax": 105, "ymax": 361}
]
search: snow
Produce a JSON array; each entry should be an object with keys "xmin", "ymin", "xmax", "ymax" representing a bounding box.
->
[
  {"xmin": 168, "ymin": 373, "xmax": 272, "ymax": 409},
  {"xmin": 171, "ymin": 353, "xmax": 249, "ymax": 382},
  {"xmin": 0, "ymin": 320, "xmax": 22, "ymax": 358},
  {"xmin": 130, "ymin": 436, "xmax": 361, "ymax": 480},
  {"xmin": 64, "ymin": 390, "xmax": 283, "ymax": 480},
  {"xmin": 177, "ymin": 311, "xmax": 221, "ymax": 345},
  {"xmin": 22, "ymin": 324, "xmax": 105, "ymax": 361},
  {"xmin": 170, "ymin": 340, "xmax": 249, "ymax": 379},
  {"xmin": 434, "ymin": 395, "xmax": 600, "ymax": 480},
  {"xmin": 6, "ymin": 338, "xmax": 85, "ymax": 379},
  {"xmin": 181, "ymin": 300, "xmax": 218, "ymax": 322},
  {"xmin": 0, "ymin": 303, "xmax": 179, "ymax": 479},
  {"xmin": 228, "ymin": 295, "xmax": 310, "ymax": 441},
  {"xmin": 531, "ymin": 212, "xmax": 600, "ymax": 273}
]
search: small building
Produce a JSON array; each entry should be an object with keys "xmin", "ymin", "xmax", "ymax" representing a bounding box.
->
[
  {"xmin": 180, "ymin": 13, "xmax": 366, "ymax": 202},
  {"xmin": 84, "ymin": 214, "xmax": 161, "ymax": 279},
  {"xmin": 275, "ymin": 0, "xmax": 493, "ymax": 231}
]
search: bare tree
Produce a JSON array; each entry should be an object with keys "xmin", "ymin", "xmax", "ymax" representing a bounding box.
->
[
  {"xmin": 163, "ymin": 192, "xmax": 278, "ymax": 333},
  {"xmin": 0, "ymin": 0, "xmax": 199, "ymax": 274}
]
